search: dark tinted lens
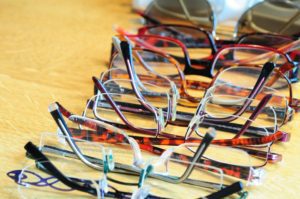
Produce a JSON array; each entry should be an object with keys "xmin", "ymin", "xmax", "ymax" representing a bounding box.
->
[
  {"xmin": 144, "ymin": 0, "xmax": 214, "ymax": 30},
  {"xmin": 237, "ymin": 1, "xmax": 300, "ymax": 37}
]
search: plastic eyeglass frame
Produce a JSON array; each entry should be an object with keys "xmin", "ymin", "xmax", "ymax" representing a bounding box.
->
[
  {"xmin": 111, "ymin": 34, "xmax": 300, "ymax": 114},
  {"xmin": 108, "ymin": 40, "xmax": 297, "ymax": 116},
  {"xmin": 112, "ymin": 37, "xmax": 179, "ymax": 122},
  {"xmin": 108, "ymin": 45, "xmax": 200, "ymax": 104},
  {"xmin": 137, "ymin": 14, "xmax": 299, "ymax": 49},
  {"xmin": 101, "ymin": 46, "xmax": 291, "ymax": 135},
  {"xmin": 51, "ymin": 101, "xmax": 269, "ymax": 183},
  {"xmin": 56, "ymin": 99, "xmax": 285, "ymax": 166},
  {"xmin": 94, "ymin": 50, "xmax": 288, "ymax": 140},
  {"xmin": 50, "ymin": 102, "xmax": 249, "ymax": 188},
  {"xmin": 121, "ymin": 26, "xmax": 298, "ymax": 82}
]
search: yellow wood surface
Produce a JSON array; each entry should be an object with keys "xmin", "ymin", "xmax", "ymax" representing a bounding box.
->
[{"xmin": 0, "ymin": 0, "xmax": 299, "ymax": 198}]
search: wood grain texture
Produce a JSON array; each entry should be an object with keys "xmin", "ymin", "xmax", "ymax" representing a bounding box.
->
[{"xmin": 0, "ymin": 0, "xmax": 299, "ymax": 198}]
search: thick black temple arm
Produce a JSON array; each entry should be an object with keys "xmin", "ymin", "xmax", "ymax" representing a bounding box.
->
[
  {"xmin": 24, "ymin": 142, "xmax": 98, "ymax": 196},
  {"xmin": 201, "ymin": 181, "xmax": 244, "ymax": 199}
]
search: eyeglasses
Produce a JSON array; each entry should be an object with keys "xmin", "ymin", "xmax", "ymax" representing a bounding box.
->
[
  {"xmin": 110, "ymin": 37, "xmax": 299, "ymax": 126},
  {"xmin": 117, "ymin": 26, "xmax": 299, "ymax": 82},
  {"xmin": 91, "ymin": 76, "xmax": 290, "ymax": 142},
  {"xmin": 142, "ymin": 0, "xmax": 300, "ymax": 38},
  {"xmin": 51, "ymin": 101, "xmax": 274, "ymax": 184},
  {"xmin": 13, "ymin": 141, "xmax": 246, "ymax": 198},
  {"xmin": 56, "ymin": 96, "xmax": 287, "ymax": 170},
  {"xmin": 50, "ymin": 102, "xmax": 262, "ymax": 185},
  {"xmin": 108, "ymin": 37, "xmax": 180, "ymax": 121},
  {"xmin": 97, "ymin": 46, "xmax": 290, "ymax": 140},
  {"xmin": 108, "ymin": 42, "xmax": 294, "ymax": 127}
]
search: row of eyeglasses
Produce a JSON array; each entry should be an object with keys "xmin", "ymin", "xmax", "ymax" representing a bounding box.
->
[{"xmin": 8, "ymin": 1, "xmax": 300, "ymax": 198}]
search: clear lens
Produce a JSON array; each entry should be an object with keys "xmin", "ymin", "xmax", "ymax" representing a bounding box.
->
[
  {"xmin": 211, "ymin": 47, "xmax": 288, "ymax": 76},
  {"xmin": 126, "ymin": 35, "xmax": 187, "ymax": 68},
  {"xmin": 238, "ymin": 34, "xmax": 294, "ymax": 48},
  {"xmin": 14, "ymin": 161, "xmax": 97, "ymax": 198},
  {"xmin": 86, "ymin": 93, "xmax": 162, "ymax": 130},
  {"xmin": 186, "ymin": 141, "xmax": 268, "ymax": 169},
  {"xmin": 142, "ymin": 160, "xmax": 223, "ymax": 198},
  {"xmin": 237, "ymin": 1, "xmax": 300, "ymax": 37},
  {"xmin": 143, "ymin": 25, "xmax": 213, "ymax": 59},
  {"xmin": 203, "ymin": 79, "xmax": 288, "ymax": 126},
  {"xmin": 110, "ymin": 49, "xmax": 183, "ymax": 85}
]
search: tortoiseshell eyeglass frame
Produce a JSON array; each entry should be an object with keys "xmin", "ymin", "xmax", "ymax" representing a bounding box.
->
[
  {"xmin": 114, "ymin": 25, "xmax": 300, "ymax": 112},
  {"xmin": 52, "ymin": 101, "xmax": 267, "ymax": 182}
]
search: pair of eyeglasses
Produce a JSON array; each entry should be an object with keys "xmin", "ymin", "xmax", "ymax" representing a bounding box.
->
[
  {"xmin": 92, "ymin": 75, "xmax": 289, "ymax": 136},
  {"xmin": 59, "ymin": 92, "xmax": 286, "ymax": 162},
  {"xmin": 99, "ymin": 46, "xmax": 288, "ymax": 140},
  {"xmin": 104, "ymin": 40, "xmax": 293, "ymax": 132},
  {"xmin": 91, "ymin": 76, "xmax": 290, "ymax": 143},
  {"xmin": 135, "ymin": 24, "xmax": 300, "ymax": 81},
  {"xmin": 112, "ymin": 31, "xmax": 300, "ymax": 115},
  {"xmin": 108, "ymin": 36, "xmax": 296, "ymax": 127},
  {"xmin": 47, "ymin": 102, "xmax": 257, "ymax": 192},
  {"xmin": 142, "ymin": 0, "xmax": 300, "ymax": 38},
  {"xmin": 13, "ymin": 138, "xmax": 246, "ymax": 199},
  {"xmin": 53, "ymin": 101, "xmax": 277, "ymax": 184}
]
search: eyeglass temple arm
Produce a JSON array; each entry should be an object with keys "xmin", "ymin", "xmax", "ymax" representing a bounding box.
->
[
  {"xmin": 119, "ymin": 40, "xmax": 161, "ymax": 114},
  {"xmin": 25, "ymin": 142, "xmax": 158, "ymax": 199},
  {"xmin": 203, "ymin": 181, "xmax": 245, "ymax": 199},
  {"xmin": 170, "ymin": 128, "xmax": 216, "ymax": 183},
  {"xmin": 24, "ymin": 142, "xmax": 98, "ymax": 196},
  {"xmin": 49, "ymin": 103, "xmax": 106, "ymax": 171},
  {"xmin": 233, "ymin": 94, "xmax": 273, "ymax": 139},
  {"xmin": 207, "ymin": 62, "xmax": 275, "ymax": 123}
]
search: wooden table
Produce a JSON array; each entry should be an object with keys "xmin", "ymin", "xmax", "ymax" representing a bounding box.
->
[{"xmin": 0, "ymin": 0, "xmax": 299, "ymax": 198}]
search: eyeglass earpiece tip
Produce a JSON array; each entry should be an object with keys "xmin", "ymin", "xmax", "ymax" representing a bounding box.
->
[
  {"xmin": 207, "ymin": 127, "xmax": 216, "ymax": 139},
  {"xmin": 48, "ymin": 103, "xmax": 59, "ymax": 112}
]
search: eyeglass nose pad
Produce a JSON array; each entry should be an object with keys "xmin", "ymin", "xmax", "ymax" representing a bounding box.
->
[
  {"xmin": 169, "ymin": 81, "xmax": 179, "ymax": 121},
  {"xmin": 128, "ymin": 137, "xmax": 144, "ymax": 168},
  {"xmin": 132, "ymin": 185, "xmax": 151, "ymax": 199},
  {"xmin": 287, "ymin": 106, "xmax": 294, "ymax": 122},
  {"xmin": 56, "ymin": 128, "xmax": 67, "ymax": 145},
  {"xmin": 102, "ymin": 148, "xmax": 115, "ymax": 173},
  {"xmin": 185, "ymin": 115, "xmax": 201, "ymax": 139},
  {"xmin": 156, "ymin": 108, "xmax": 165, "ymax": 138},
  {"xmin": 138, "ymin": 164, "xmax": 153, "ymax": 188},
  {"xmin": 97, "ymin": 177, "xmax": 108, "ymax": 197},
  {"xmin": 112, "ymin": 36, "xmax": 122, "ymax": 54},
  {"xmin": 154, "ymin": 147, "xmax": 176, "ymax": 175},
  {"xmin": 247, "ymin": 167, "xmax": 265, "ymax": 186}
]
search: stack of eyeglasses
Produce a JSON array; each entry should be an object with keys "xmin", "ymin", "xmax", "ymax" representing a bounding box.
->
[{"xmin": 8, "ymin": 0, "xmax": 299, "ymax": 198}]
